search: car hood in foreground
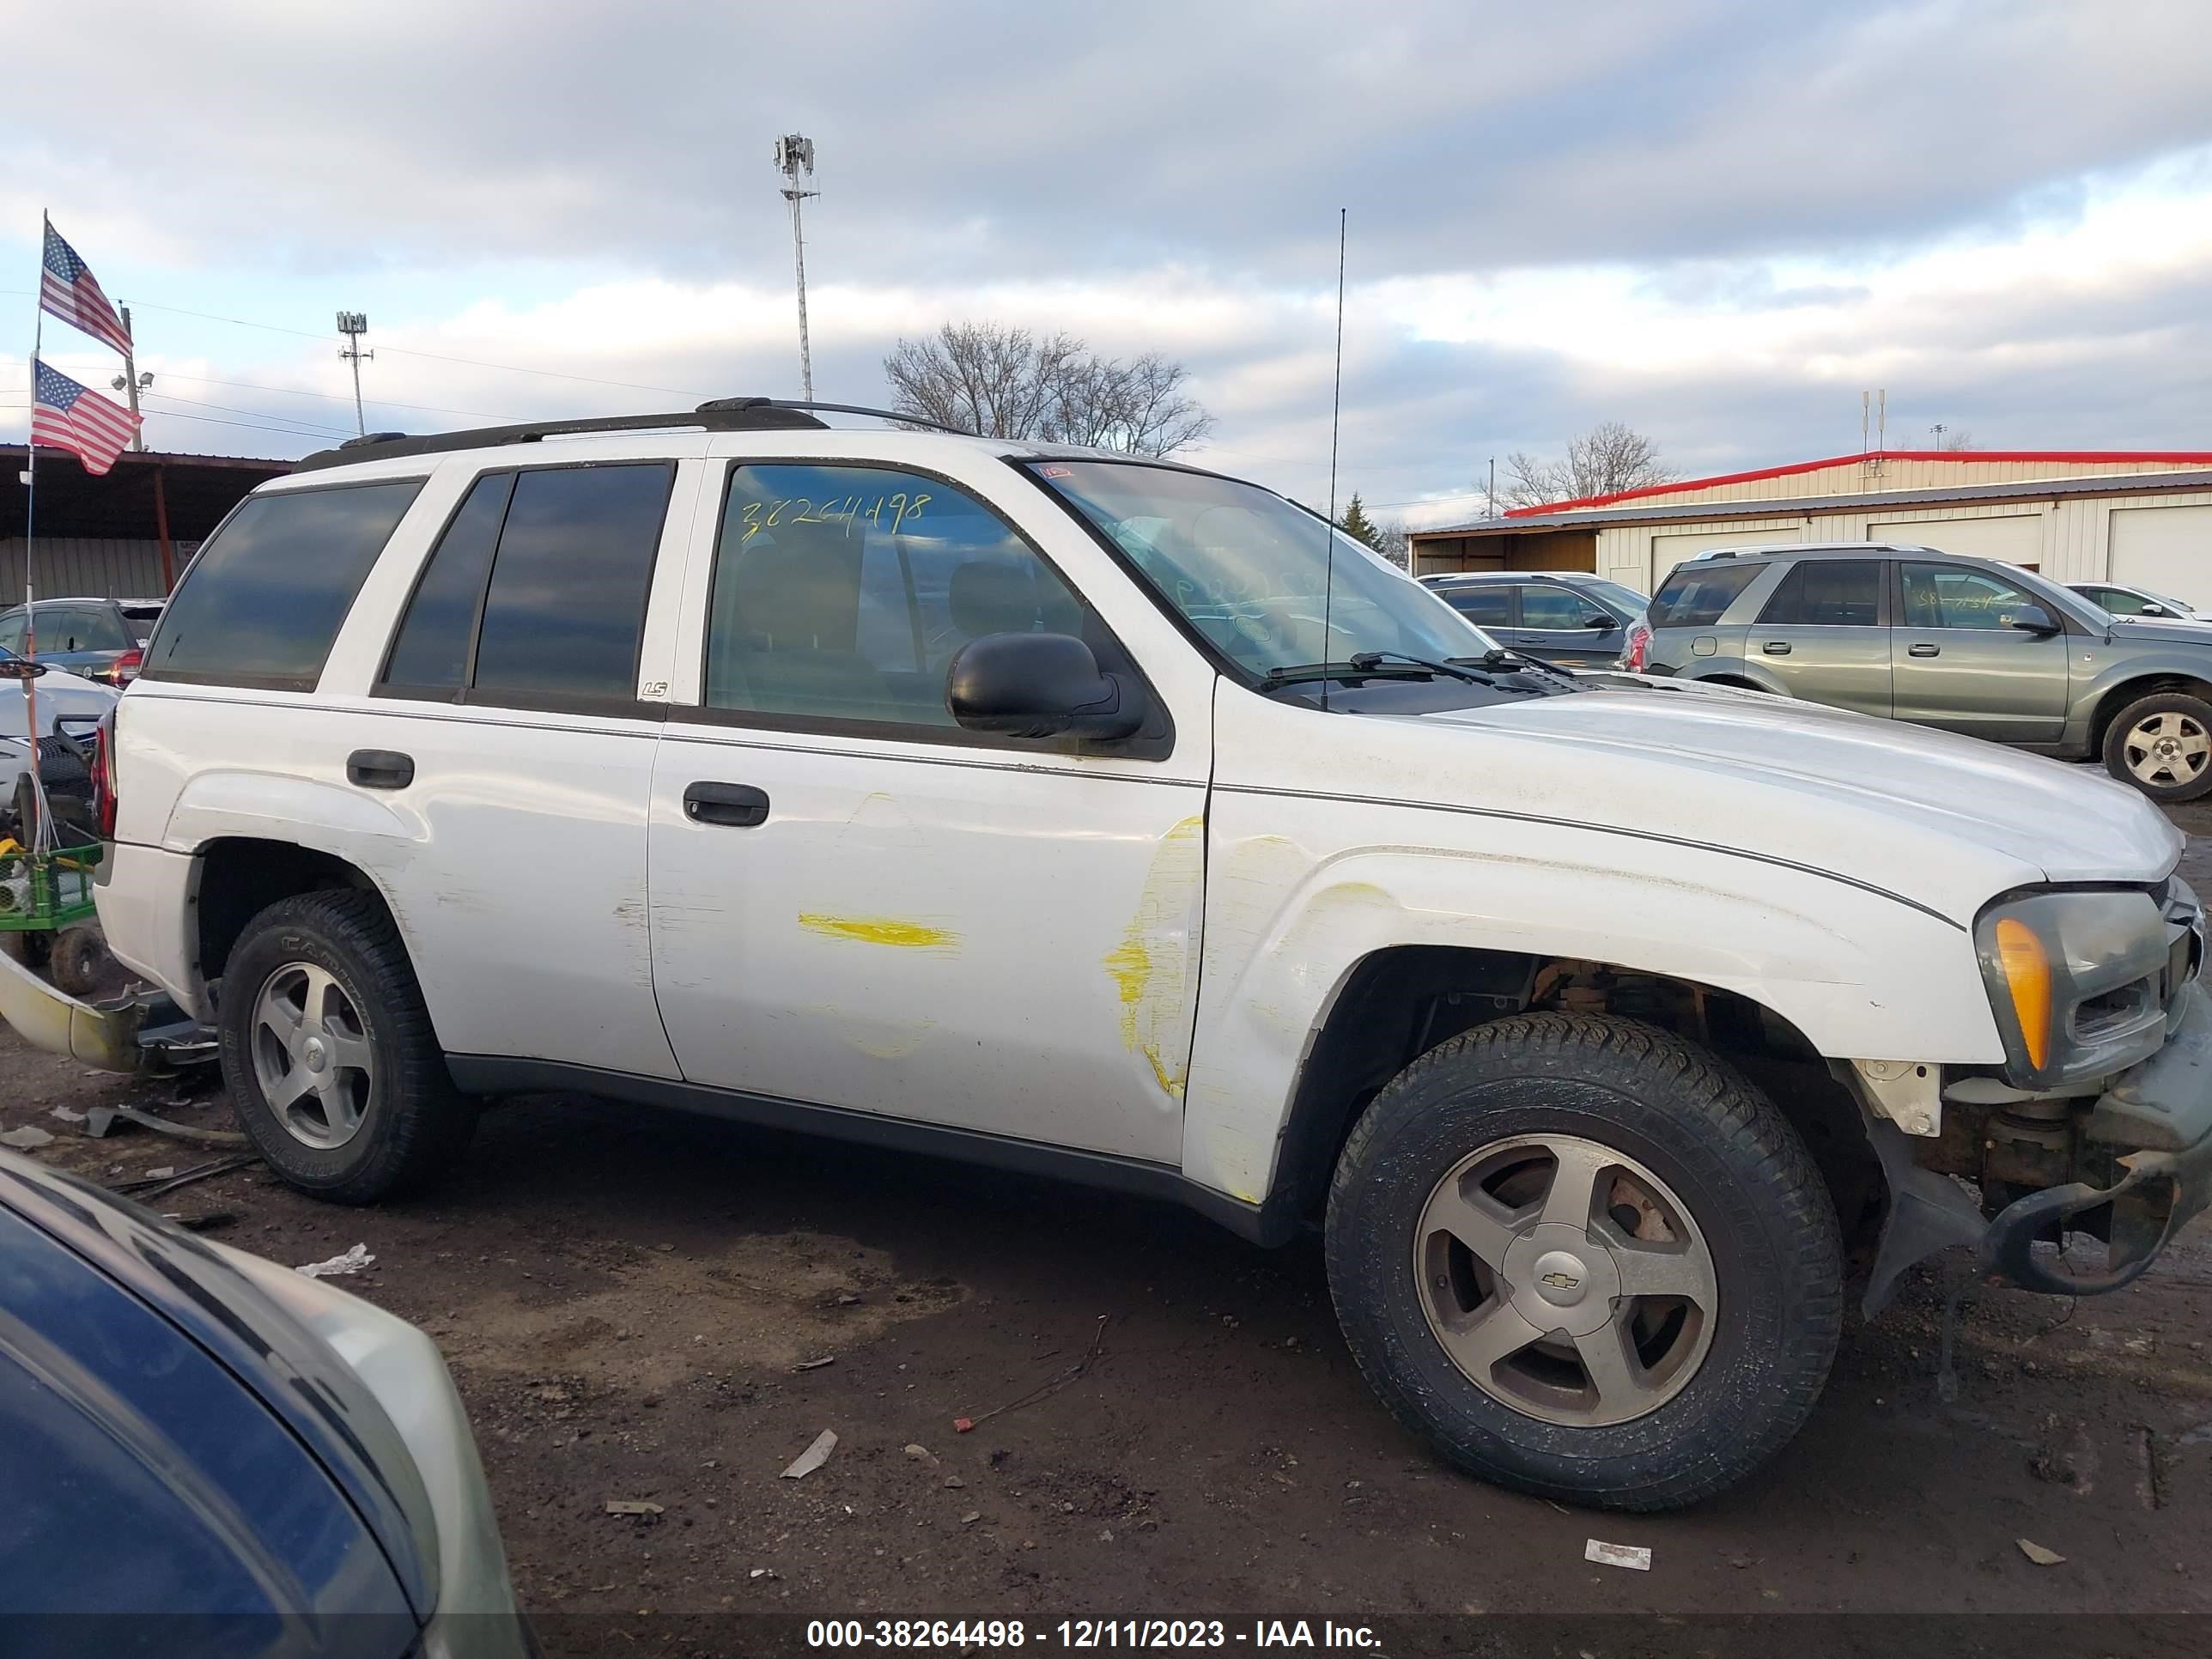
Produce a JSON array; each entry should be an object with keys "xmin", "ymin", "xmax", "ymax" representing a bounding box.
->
[{"xmin": 1384, "ymin": 678, "xmax": 2179, "ymax": 916}]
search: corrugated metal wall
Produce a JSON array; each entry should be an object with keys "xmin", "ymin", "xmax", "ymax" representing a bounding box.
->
[
  {"xmin": 0, "ymin": 538, "xmax": 189, "ymax": 603},
  {"xmin": 1611, "ymin": 457, "xmax": 2208, "ymax": 510},
  {"xmin": 1597, "ymin": 489, "xmax": 2212, "ymax": 594}
]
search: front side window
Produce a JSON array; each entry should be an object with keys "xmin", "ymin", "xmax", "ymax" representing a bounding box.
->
[
  {"xmin": 1756, "ymin": 560, "xmax": 1881, "ymax": 627},
  {"xmin": 1029, "ymin": 460, "xmax": 1487, "ymax": 677},
  {"xmin": 703, "ymin": 463, "xmax": 1090, "ymax": 729},
  {"xmin": 1646, "ymin": 561, "xmax": 1763, "ymax": 629},
  {"xmin": 1518, "ymin": 585, "xmax": 1611, "ymax": 630},
  {"xmin": 147, "ymin": 479, "xmax": 426, "ymax": 690},
  {"xmin": 1899, "ymin": 562, "xmax": 2045, "ymax": 631},
  {"xmin": 381, "ymin": 463, "xmax": 672, "ymax": 706}
]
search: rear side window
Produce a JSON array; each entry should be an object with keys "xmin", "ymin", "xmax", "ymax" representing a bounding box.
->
[
  {"xmin": 1645, "ymin": 561, "xmax": 1762, "ymax": 629},
  {"xmin": 1755, "ymin": 560, "xmax": 1881, "ymax": 627},
  {"xmin": 1439, "ymin": 586, "xmax": 1512, "ymax": 626},
  {"xmin": 146, "ymin": 480, "xmax": 424, "ymax": 690},
  {"xmin": 380, "ymin": 463, "xmax": 672, "ymax": 708}
]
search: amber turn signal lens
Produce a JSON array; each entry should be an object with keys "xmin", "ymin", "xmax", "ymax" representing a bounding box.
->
[{"xmin": 1994, "ymin": 917, "xmax": 2052, "ymax": 1071}]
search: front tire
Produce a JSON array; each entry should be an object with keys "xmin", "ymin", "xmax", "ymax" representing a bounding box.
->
[
  {"xmin": 2103, "ymin": 690, "xmax": 2212, "ymax": 802},
  {"xmin": 218, "ymin": 889, "xmax": 477, "ymax": 1203},
  {"xmin": 1325, "ymin": 1013, "xmax": 1842, "ymax": 1511}
]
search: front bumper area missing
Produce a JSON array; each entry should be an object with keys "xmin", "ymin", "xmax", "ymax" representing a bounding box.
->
[{"xmin": 1864, "ymin": 981, "xmax": 2212, "ymax": 1311}]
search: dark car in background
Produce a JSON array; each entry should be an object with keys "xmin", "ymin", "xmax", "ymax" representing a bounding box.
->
[
  {"xmin": 0, "ymin": 1151, "xmax": 531, "ymax": 1657},
  {"xmin": 0, "ymin": 598, "xmax": 148, "ymax": 687},
  {"xmin": 1418, "ymin": 570, "xmax": 1648, "ymax": 666},
  {"xmin": 1622, "ymin": 541, "xmax": 2212, "ymax": 801}
]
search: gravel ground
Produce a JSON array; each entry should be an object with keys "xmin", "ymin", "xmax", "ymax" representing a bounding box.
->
[{"xmin": 3, "ymin": 802, "xmax": 2211, "ymax": 1650}]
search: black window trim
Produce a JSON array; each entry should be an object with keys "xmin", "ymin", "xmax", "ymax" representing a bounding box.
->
[
  {"xmin": 674, "ymin": 456, "xmax": 1174, "ymax": 763},
  {"xmin": 371, "ymin": 458, "xmax": 678, "ymax": 720},
  {"xmin": 1753, "ymin": 556, "xmax": 1891, "ymax": 629},
  {"xmin": 138, "ymin": 474, "xmax": 433, "ymax": 695}
]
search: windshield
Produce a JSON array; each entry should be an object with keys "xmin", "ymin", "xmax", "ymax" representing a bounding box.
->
[
  {"xmin": 2006, "ymin": 563, "xmax": 2111, "ymax": 625},
  {"xmin": 1030, "ymin": 460, "xmax": 1494, "ymax": 677},
  {"xmin": 1571, "ymin": 578, "xmax": 1649, "ymax": 618}
]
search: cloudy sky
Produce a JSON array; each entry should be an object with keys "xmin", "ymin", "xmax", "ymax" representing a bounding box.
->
[{"xmin": 5, "ymin": 0, "xmax": 2209, "ymax": 525}]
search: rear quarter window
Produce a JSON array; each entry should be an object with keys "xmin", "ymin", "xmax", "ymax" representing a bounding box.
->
[
  {"xmin": 144, "ymin": 479, "xmax": 425, "ymax": 690},
  {"xmin": 1645, "ymin": 561, "xmax": 1764, "ymax": 629}
]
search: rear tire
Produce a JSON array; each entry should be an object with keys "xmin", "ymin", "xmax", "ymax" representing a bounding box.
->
[
  {"xmin": 218, "ymin": 889, "xmax": 476, "ymax": 1203},
  {"xmin": 2102, "ymin": 690, "xmax": 2212, "ymax": 802},
  {"xmin": 1325, "ymin": 1012, "xmax": 1842, "ymax": 1511}
]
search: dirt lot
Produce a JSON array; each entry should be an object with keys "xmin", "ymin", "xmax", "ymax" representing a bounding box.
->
[{"xmin": 5, "ymin": 803, "xmax": 2212, "ymax": 1650}]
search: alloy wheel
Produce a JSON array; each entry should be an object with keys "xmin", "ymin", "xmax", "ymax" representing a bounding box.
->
[
  {"xmin": 250, "ymin": 962, "xmax": 375, "ymax": 1150},
  {"xmin": 1413, "ymin": 1133, "xmax": 1717, "ymax": 1427},
  {"xmin": 2124, "ymin": 712, "xmax": 2210, "ymax": 789}
]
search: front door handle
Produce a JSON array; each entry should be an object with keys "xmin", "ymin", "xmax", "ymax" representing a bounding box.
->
[
  {"xmin": 684, "ymin": 781, "xmax": 770, "ymax": 828},
  {"xmin": 1762, "ymin": 641, "xmax": 1791, "ymax": 655},
  {"xmin": 346, "ymin": 749, "xmax": 414, "ymax": 790},
  {"xmin": 1908, "ymin": 642, "xmax": 1940, "ymax": 658}
]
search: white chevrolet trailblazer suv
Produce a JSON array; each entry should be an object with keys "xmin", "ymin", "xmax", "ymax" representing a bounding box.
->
[{"xmin": 43, "ymin": 398, "xmax": 2212, "ymax": 1510}]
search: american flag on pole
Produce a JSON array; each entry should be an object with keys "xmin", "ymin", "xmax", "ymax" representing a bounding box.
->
[
  {"xmin": 40, "ymin": 219, "xmax": 133, "ymax": 356},
  {"xmin": 31, "ymin": 359, "xmax": 142, "ymax": 477}
]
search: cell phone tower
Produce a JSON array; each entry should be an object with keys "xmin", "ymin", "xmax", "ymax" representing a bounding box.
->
[{"xmin": 772, "ymin": 136, "xmax": 819, "ymax": 401}]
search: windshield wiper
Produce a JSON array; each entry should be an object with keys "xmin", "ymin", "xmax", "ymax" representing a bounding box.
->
[
  {"xmin": 1475, "ymin": 647, "xmax": 1583, "ymax": 688},
  {"xmin": 1261, "ymin": 659, "xmax": 1443, "ymax": 690},
  {"xmin": 1346, "ymin": 650, "xmax": 1490, "ymax": 685}
]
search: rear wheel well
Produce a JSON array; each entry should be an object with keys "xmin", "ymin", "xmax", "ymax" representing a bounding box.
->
[
  {"xmin": 1271, "ymin": 947, "xmax": 1882, "ymax": 1254},
  {"xmin": 2090, "ymin": 676, "xmax": 2212, "ymax": 751},
  {"xmin": 194, "ymin": 838, "xmax": 391, "ymax": 995}
]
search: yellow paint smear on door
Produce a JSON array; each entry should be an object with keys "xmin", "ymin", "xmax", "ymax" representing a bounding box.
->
[
  {"xmin": 1103, "ymin": 815, "xmax": 1205, "ymax": 1098},
  {"xmin": 798, "ymin": 915, "xmax": 959, "ymax": 951}
]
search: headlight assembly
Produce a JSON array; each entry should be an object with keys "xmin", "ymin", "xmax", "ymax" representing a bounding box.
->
[{"xmin": 1975, "ymin": 885, "xmax": 2186, "ymax": 1090}]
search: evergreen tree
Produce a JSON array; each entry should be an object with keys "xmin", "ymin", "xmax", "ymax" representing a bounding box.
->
[{"xmin": 1340, "ymin": 492, "xmax": 1384, "ymax": 552}]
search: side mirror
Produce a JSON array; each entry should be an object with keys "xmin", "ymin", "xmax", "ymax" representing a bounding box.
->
[
  {"xmin": 947, "ymin": 632, "xmax": 1143, "ymax": 742},
  {"xmin": 2008, "ymin": 605, "xmax": 2060, "ymax": 635},
  {"xmin": 0, "ymin": 655, "xmax": 48, "ymax": 681},
  {"xmin": 2142, "ymin": 603, "xmax": 2169, "ymax": 617},
  {"xmin": 1583, "ymin": 614, "xmax": 1617, "ymax": 629}
]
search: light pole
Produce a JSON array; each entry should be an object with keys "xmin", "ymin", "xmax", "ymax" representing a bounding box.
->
[
  {"xmin": 337, "ymin": 311, "xmax": 373, "ymax": 436},
  {"xmin": 773, "ymin": 135, "xmax": 818, "ymax": 401}
]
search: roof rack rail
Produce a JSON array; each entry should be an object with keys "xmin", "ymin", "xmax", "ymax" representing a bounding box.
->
[{"xmin": 296, "ymin": 398, "xmax": 975, "ymax": 471}]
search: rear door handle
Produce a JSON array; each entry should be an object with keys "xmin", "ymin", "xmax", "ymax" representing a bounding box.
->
[
  {"xmin": 1761, "ymin": 641, "xmax": 1791, "ymax": 655},
  {"xmin": 346, "ymin": 749, "xmax": 414, "ymax": 790},
  {"xmin": 684, "ymin": 781, "xmax": 770, "ymax": 828},
  {"xmin": 1909, "ymin": 642, "xmax": 1940, "ymax": 658}
]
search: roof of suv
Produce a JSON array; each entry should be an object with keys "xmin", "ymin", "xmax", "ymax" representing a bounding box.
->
[
  {"xmin": 1685, "ymin": 541, "xmax": 1942, "ymax": 562},
  {"xmin": 1420, "ymin": 570, "xmax": 1610, "ymax": 586},
  {"xmin": 289, "ymin": 397, "xmax": 1206, "ymax": 479}
]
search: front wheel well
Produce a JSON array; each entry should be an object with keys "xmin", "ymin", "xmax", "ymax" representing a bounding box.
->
[
  {"xmin": 194, "ymin": 838, "xmax": 391, "ymax": 994},
  {"xmin": 2089, "ymin": 676, "xmax": 2212, "ymax": 752},
  {"xmin": 1270, "ymin": 947, "xmax": 1882, "ymax": 1255}
]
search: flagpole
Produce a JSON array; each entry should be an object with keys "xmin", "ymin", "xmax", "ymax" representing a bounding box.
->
[{"xmin": 21, "ymin": 211, "xmax": 46, "ymax": 842}]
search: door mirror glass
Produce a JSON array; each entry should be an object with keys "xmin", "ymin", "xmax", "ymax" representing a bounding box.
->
[
  {"xmin": 947, "ymin": 632, "xmax": 1142, "ymax": 741},
  {"xmin": 2009, "ymin": 605, "xmax": 2059, "ymax": 635},
  {"xmin": 1583, "ymin": 613, "xmax": 1617, "ymax": 629}
]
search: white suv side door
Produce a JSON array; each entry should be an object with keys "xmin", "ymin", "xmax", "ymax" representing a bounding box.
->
[
  {"xmin": 645, "ymin": 446, "xmax": 1215, "ymax": 1164},
  {"xmin": 312, "ymin": 445, "xmax": 707, "ymax": 1078}
]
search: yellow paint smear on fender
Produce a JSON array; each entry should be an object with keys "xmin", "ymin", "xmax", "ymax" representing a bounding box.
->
[
  {"xmin": 1104, "ymin": 815, "xmax": 1206, "ymax": 1098},
  {"xmin": 798, "ymin": 915, "xmax": 959, "ymax": 951}
]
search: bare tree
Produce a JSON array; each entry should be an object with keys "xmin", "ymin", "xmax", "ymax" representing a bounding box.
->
[
  {"xmin": 884, "ymin": 322, "xmax": 1214, "ymax": 458},
  {"xmin": 1504, "ymin": 422, "xmax": 1674, "ymax": 508},
  {"xmin": 1375, "ymin": 517, "xmax": 1411, "ymax": 570}
]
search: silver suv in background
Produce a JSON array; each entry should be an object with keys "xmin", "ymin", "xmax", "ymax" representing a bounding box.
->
[
  {"xmin": 1417, "ymin": 571, "xmax": 1646, "ymax": 667},
  {"xmin": 1621, "ymin": 542, "xmax": 2212, "ymax": 801}
]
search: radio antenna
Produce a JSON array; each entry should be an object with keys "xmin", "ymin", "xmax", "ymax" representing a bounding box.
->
[{"xmin": 1319, "ymin": 207, "xmax": 1347, "ymax": 711}]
